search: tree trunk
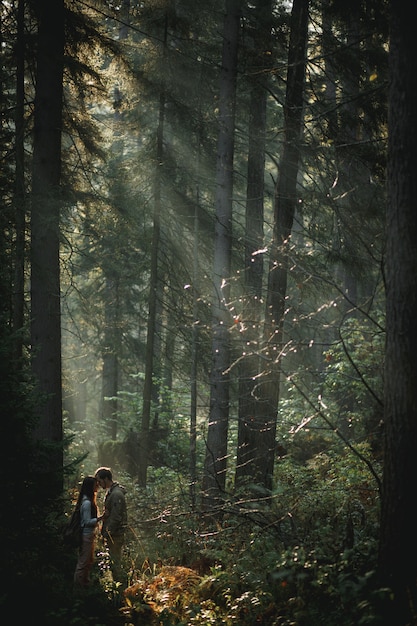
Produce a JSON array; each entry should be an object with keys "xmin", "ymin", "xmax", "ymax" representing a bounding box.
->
[
  {"xmin": 190, "ymin": 180, "xmax": 200, "ymax": 509},
  {"xmin": 30, "ymin": 0, "xmax": 64, "ymax": 465},
  {"xmin": 202, "ymin": 0, "xmax": 240, "ymax": 511},
  {"xmin": 328, "ymin": 2, "xmax": 361, "ymax": 439},
  {"xmin": 256, "ymin": 0, "xmax": 309, "ymax": 490},
  {"xmin": 101, "ymin": 275, "xmax": 119, "ymax": 440},
  {"xmin": 139, "ymin": 15, "xmax": 167, "ymax": 487},
  {"xmin": 378, "ymin": 3, "xmax": 417, "ymax": 623},
  {"xmin": 235, "ymin": 0, "xmax": 272, "ymax": 489},
  {"xmin": 13, "ymin": 0, "xmax": 26, "ymax": 363},
  {"xmin": 100, "ymin": 1, "xmax": 131, "ymax": 443}
]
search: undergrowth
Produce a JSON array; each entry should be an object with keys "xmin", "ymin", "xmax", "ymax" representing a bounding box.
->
[
  {"xmin": 2, "ymin": 444, "xmax": 388, "ymax": 625},
  {"xmin": 93, "ymin": 445, "xmax": 386, "ymax": 625}
]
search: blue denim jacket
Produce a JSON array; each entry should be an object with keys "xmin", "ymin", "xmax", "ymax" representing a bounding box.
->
[{"xmin": 80, "ymin": 495, "xmax": 99, "ymax": 536}]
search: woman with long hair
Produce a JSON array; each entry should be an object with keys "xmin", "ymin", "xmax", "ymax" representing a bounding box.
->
[{"xmin": 73, "ymin": 475, "xmax": 103, "ymax": 587}]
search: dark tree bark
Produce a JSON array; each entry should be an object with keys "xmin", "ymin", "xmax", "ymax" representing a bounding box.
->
[
  {"xmin": 13, "ymin": 0, "xmax": 26, "ymax": 363},
  {"xmin": 256, "ymin": 0, "xmax": 309, "ymax": 490},
  {"xmin": 202, "ymin": 0, "xmax": 240, "ymax": 510},
  {"xmin": 190, "ymin": 183, "xmax": 200, "ymax": 509},
  {"xmin": 30, "ymin": 0, "xmax": 64, "ymax": 463},
  {"xmin": 327, "ymin": 1, "xmax": 361, "ymax": 439},
  {"xmin": 235, "ymin": 0, "xmax": 272, "ymax": 489},
  {"xmin": 378, "ymin": 2, "xmax": 417, "ymax": 623}
]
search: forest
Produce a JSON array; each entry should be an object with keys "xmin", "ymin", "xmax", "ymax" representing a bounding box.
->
[{"xmin": 1, "ymin": 0, "xmax": 417, "ymax": 624}]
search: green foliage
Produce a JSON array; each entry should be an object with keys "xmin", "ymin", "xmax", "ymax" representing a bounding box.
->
[
  {"xmin": 109, "ymin": 442, "xmax": 383, "ymax": 625},
  {"xmin": 278, "ymin": 313, "xmax": 385, "ymax": 463},
  {"xmin": 2, "ymin": 389, "xmax": 385, "ymax": 625},
  {"xmin": 98, "ymin": 438, "xmax": 124, "ymax": 468}
]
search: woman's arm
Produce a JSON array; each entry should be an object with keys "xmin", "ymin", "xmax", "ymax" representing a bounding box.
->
[{"xmin": 80, "ymin": 499, "xmax": 103, "ymax": 528}]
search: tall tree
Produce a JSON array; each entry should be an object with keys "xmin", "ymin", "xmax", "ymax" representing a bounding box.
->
[
  {"xmin": 30, "ymin": 0, "xmax": 64, "ymax": 472},
  {"xmin": 324, "ymin": 0, "xmax": 377, "ymax": 439},
  {"xmin": 99, "ymin": 6, "xmax": 131, "ymax": 442},
  {"xmin": 202, "ymin": 0, "xmax": 240, "ymax": 510},
  {"xmin": 13, "ymin": 0, "xmax": 26, "ymax": 362},
  {"xmin": 139, "ymin": 13, "xmax": 168, "ymax": 488},
  {"xmin": 255, "ymin": 0, "xmax": 309, "ymax": 489},
  {"xmin": 378, "ymin": 1, "xmax": 417, "ymax": 623},
  {"xmin": 235, "ymin": 0, "xmax": 272, "ymax": 489},
  {"xmin": 100, "ymin": 271, "xmax": 120, "ymax": 439}
]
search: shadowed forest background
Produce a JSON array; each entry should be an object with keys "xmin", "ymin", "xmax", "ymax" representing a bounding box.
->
[{"xmin": 1, "ymin": 0, "xmax": 417, "ymax": 624}]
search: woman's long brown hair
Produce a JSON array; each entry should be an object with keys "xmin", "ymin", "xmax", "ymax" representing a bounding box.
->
[{"xmin": 76, "ymin": 476, "xmax": 98, "ymax": 518}]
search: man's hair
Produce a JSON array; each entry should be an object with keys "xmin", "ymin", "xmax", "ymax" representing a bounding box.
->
[{"xmin": 95, "ymin": 466, "xmax": 113, "ymax": 481}]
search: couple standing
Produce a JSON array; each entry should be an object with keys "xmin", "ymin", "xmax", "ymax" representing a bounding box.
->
[{"xmin": 73, "ymin": 466, "xmax": 127, "ymax": 588}]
